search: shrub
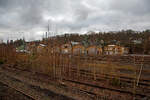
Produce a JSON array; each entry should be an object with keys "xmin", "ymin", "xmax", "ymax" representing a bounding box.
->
[
  {"xmin": 111, "ymin": 78, "xmax": 120, "ymax": 86},
  {"xmin": 0, "ymin": 60, "xmax": 4, "ymax": 65}
]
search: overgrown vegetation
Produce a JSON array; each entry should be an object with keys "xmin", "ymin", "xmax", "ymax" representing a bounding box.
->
[
  {"xmin": 0, "ymin": 29, "xmax": 149, "ymax": 100},
  {"xmin": 0, "ymin": 60, "xmax": 4, "ymax": 65},
  {"xmin": 111, "ymin": 78, "xmax": 121, "ymax": 86}
]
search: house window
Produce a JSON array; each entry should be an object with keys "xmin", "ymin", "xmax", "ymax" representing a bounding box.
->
[{"xmin": 64, "ymin": 45, "xmax": 68, "ymax": 48}]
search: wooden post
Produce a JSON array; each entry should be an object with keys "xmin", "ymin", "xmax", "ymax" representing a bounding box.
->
[
  {"xmin": 77, "ymin": 56, "xmax": 80, "ymax": 79},
  {"xmin": 93, "ymin": 60, "xmax": 96, "ymax": 80},
  {"xmin": 133, "ymin": 55, "xmax": 137, "ymax": 100},
  {"xmin": 59, "ymin": 53, "xmax": 62, "ymax": 82},
  {"xmin": 136, "ymin": 55, "xmax": 144, "ymax": 86}
]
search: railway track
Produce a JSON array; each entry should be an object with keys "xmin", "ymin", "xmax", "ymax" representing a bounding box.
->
[
  {"xmin": 0, "ymin": 73, "xmax": 50, "ymax": 100},
  {"xmin": 3, "ymin": 67, "xmax": 130, "ymax": 99},
  {"xmin": 68, "ymin": 67, "xmax": 150, "ymax": 87},
  {"xmin": 66, "ymin": 68, "xmax": 150, "ymax": 95},
  {"xmin": 0, "ymin": 67, "xmax": 95, "ymax": 100},
  {"xmin": 0, "ymin": 82, "xmax": 33, "ymax": 100},
  {"xmin": 63, "ymin": 78, "xmax": 149, "ymax": 99},
  {"xmin": 1, "ymin": 66, "xmax": 150, "ymax": 100}
]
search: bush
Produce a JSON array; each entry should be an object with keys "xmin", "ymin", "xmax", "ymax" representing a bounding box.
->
[
  {"xmin": 0, "ymin": 60, "xmax": 4, "ymax": 65},
  {"xmin": 111, "ymin": 78, "xmax": 120, "ymax": 86}
]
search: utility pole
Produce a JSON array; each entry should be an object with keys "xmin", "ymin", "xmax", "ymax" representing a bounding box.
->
[{"xmin": 48, "ymin": 20, "xmax": 50, "ymax": 38}]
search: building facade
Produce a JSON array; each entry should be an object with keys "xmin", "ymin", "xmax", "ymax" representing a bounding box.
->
[
  {"xmin": 104, "ymin": 45, "xmax": 128, "ymax": 55},
  {"xmin": 72, "ymin": 45, "xmax": 85, "ymax": 55},
  {"xmin": 86, "ymin": 46, "xmax": 102, "ymax": 55}
]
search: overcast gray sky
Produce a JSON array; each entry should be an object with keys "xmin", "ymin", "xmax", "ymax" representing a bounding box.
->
[{"xmin": 0, "ymin": 0, "xmax": 150, "ymax": 41}]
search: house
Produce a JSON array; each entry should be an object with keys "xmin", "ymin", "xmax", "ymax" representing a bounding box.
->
[
  {"xmin": 72, "ymin": 45, "xmax": 85, "ymax": 55},
  {"xmin": 132, "ymin": 40, "xmax": 142, "ymax": 44},
  {"xmin": 60, "ymin": 41, "xmax": 81, "ymax": 54},
  {"xmin": 86, "ymin": 46, "xmax": 102, "ymax": 55},
  {"xmin": 61, "ymin": 43, "xmax": 72, "ymax": 54},
  {"xmin": 0, "ymin": 39, "xmax": 3, "ymax": 44},
  {"xmin": 104, "ymin": 45, "xmax": 128, "ymax": 55},
  {"xmin": 37, "ymin": 44, "xmax": 47, "ymax": 54},
  {"xmin": 51, "ymin": 46, "xmax": 61, "ymax": 54}
]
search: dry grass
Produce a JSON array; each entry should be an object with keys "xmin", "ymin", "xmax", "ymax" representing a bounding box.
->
[{"xmin": 0, "ymin": 45, "xmax": 150, "ymax": 82}]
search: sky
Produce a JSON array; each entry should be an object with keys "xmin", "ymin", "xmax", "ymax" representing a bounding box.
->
[{"xmin": 0, "ymin": 0, "xmax": 150, "ymax": 41}]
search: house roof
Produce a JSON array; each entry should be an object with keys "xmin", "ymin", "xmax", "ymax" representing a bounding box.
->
[
  {"xmin": 107, "ymin": 45, "xmax": 116, "ymax": 47},
  {"xmin": 71, "ymin": 41, "xmax": 80, "ymax": 45},
  {"xmin": 72, "ymin": 45, "xmax": 85, "ymax": 49},
  {"xmin": 39, "ymin": 44, "xmax": 46, "ymax": 47}
]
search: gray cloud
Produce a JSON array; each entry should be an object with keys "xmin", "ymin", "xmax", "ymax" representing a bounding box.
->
[
  {"xmin": 0, "ymin": 0, "xmax": 150, "ymax": 41},
  {"xmin": 110, "ymin": 0, "xmax": 150, "ymax": 15}
]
